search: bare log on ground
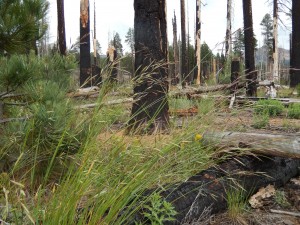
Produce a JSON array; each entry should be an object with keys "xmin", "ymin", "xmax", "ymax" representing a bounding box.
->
[
  {"xmin": 170, "ymin": 82, "xmax": 244, "ymax": 98},
  {"xmin": 203, "ymin": 131, "xmax": 300, "ymax": 159},
  {"xmin": 159, "ymin": 156, "xmax": 300, "ymax": 224},
  {"xmin": 75, "ymin": 98, "xmax": 133, "ymax": 110}
]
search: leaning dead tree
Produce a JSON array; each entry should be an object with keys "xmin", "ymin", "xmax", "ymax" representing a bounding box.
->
[
  {"xmin": 128, "ymin": 0, "xmax": 169, "ymax": 133},
  {"xmin": 242, "ymin": 0, "xmax": 257, "ymax": 96},
  {"xmin": 80, "ymin": 0, "xmax": 91, "ymax": 87},
  {"xmin": 290, "ymin": 0, "xmax": 300, "ymax": 87},
  {"xmin": 57, "ymin": 0, "xmax": 66, "ymax": 56},
  {"xmin": 195, "ymin": 0, "xmax": 201, "ymax": 85},
  {"xmin": 225, "ymin": 0, "xmax": 232, "ymax": 59},
  {"xmin": 172, "ymin": 11, "xmax": 179, "ymax": 84},
  {"xmin": 180, "ymin": 0, "xmax": 188, "ymax": 87},
  {"xmin": 273, "ymin": 0, "xmax": 279, "ymax": 82}
]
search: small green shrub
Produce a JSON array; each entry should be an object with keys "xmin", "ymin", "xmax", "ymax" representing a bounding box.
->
[
  {"xmin": 274, "ymin": 191, "xmax": 290, "ymax": 208},
  {"xmin": 296, "ymin": 84, "xmax": 300, "ymax": 97},
  {"xmin": 254, "ymin": 99, "xmax": 284, "ymax": 116},
  {"xmin": 253, "ymin": 111, "xmax": 269, "ymax": 129},
  {"xmin": 287, "ymin": 103, "xmax": 300, "ymax": 119},
  {"xmin": 141, "ymin": 192, "xmax": 177, "ymax": 225}
]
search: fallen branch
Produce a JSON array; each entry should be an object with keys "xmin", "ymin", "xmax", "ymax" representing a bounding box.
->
[
  {"xmin": 270, "ymin": 209, "xmax": 300, "ymax": 217},
  {"xmin": 75, "ymin": 98, "xmax": 133, "ymax": 109}
]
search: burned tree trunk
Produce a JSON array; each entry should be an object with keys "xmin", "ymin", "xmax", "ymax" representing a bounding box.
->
[
  {"xmin": 57, "ymin": 0, "xmax": 66, "ymax": 56},
  {"xmin": 161, "ymin": 156, "xmax": 300, "ymax": 224},
  {"xmin": 195, "ymin": 0, "xmax": 201, "ymax": 85},
  {"xmin": 290, "ymin": 0, "xmax": 300, "ymax": 87},
  {"xmin": 180, "ymin": 0, "xmax": 188, "ymax": 87},
  {"xmin": 225, "ymin": 0, "xmax": 232, "ymax": 59},
  {"xmin": 243, "ymin": 0, "xmax": 257, "ymax": 96},
  {"xmin": 80, "ymin": 0, "xmax": 91, "ymax": 87},
  {"xmin": 128, "ymin": 0, "xmax": 169, "ymax": 134},
  {"xmin": 273, "ymin": 0, "xmax": 279, "ymax": 82},
  {"xmin": 172, "ymin": 11, "xmax": 179, "ymax": 85}
]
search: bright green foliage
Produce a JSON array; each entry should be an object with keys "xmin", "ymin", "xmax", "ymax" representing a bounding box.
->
[
  {"xmin": 0, "ymin": 0, "xmax": 49, "ymax": 54},
  {"xmin": 260, "ymin": 13, "xmax": 273, "ymax": 57},
  {"xmin": 0, "ymin": 55, "xmax": 32, "ymax": 91},
  {"xmin": 254, "ymin": 99, "xmax": 284, "ymax": 116},
  {"xmin": 296, "ymin": 84, "xmax": 300, "ymax": 97},
  {"xmin": 287, "ymin": 103, "xmax": 300, "ymax": 119},
  {"xmin": 253, "ymin": 111, "xmax": 269, "ymax": 129},
  {"xmin": 141, "ymin": 193, "xmax": 177, "ymax": 225},
  {"xmin": 226, "ymin": 187, "xmax": 248, "ymax": 221}
]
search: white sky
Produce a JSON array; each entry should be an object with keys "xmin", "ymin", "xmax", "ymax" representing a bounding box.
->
[{"xmin": 47, "ymin": 0, "xmax": 291, "ymax": 54}]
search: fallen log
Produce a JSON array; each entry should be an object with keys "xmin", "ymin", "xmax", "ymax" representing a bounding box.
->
[
  {"xmin": 75, "ymin": 97, "xmax": 133, "ymax": 109},
  {"xmin": 170, "ymin": 82, "xmax": 245, "ymax": 99},
  {"xmin": 160, "ymin": 156, "xmax": 300, "ymax": 224},
  {"xmin": 203, "ymin": 131, "xmax": 300, "ymax": 159}
]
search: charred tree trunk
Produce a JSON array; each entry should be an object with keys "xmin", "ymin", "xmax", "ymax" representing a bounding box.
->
[
  {"xmin": 273, "ymin": 0, "xmax": 279, "ymax": 82},
  {"xmin": 195, "ymin": 0, "xmax": 201, "ymax": 85},
  {"xmin": 161, "ymin": 156, "xmax": 300, "ymax": 224},
  {"xmin": 57, "ymin": 0, "xmax": 66, "ymax": 56},
  {"xmin": 128, "ymin": 0, "xmax": 169, "ymax": 134},
  {"xmin": 290, "ymin": 0, "xmax": 300, "ymax": 87},
  {"xmin": 225, "ymin": 0, "xmax": 232, "ymax": 59},
  {"xmin": 80, "ymin": 0, "xmax": 91, "ymax": 87},
  {"xmin": 180, "ymin": 0, "xmax": 188, "ymax": 87},
  {"xmin": 243, "ymin": 0, "xmax": 257, "ymax": 96},
  {"xmin": 172, "ymin": 11, "xmax": 179, "ymax": 85}
]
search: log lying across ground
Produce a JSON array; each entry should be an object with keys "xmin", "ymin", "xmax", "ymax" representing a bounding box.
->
[
  {"xmin": 203, "ymin": 131, "xmax": 300, "ymax": 159},
  {"xmin": 161, "ymin": 156, "xmax": 300, "ymax": 225}
]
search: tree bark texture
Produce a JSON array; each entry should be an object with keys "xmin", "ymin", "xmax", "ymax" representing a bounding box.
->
[
  {"xmin": 273, "ymin": 0, "xmax": 279, "ymax": 82},
  {"xmin": 195, "ymin": 0, "xmax": 201, "ymax": 85},
  {"xmin": 57, "ymin": 0, "xmax": 66, "ymax": 56},
  {"xmin": 243, "ymin": 0, "xmax": 257, "ymax": 96},
  {"xmin": 129, "ymin": 0, "xmax": 169, "ymax": 133},
  {"xmin": 172, "ymin": 11, "xmax": 179, "ymax": 85},
  {"xmin": 180, "ymin": 0, "xmax": 188, "ymax": 87},
  {"xmin": 231, "ymin": 59, "xmax": 240, "ymax": 93},
  {"xmin": 161, "ymin": 156, "xmax": 300, "ymax": 224},
  {"xmin": 225, "ymin": 0, "xmax": 232, "ymax": 59},
  {"xmin": 290, "ymin": 0, "xmax": 300, "ymax": 87},
  {"xmin": 80, "ymin": 0, "xmax": 91, "ymax": 87}
]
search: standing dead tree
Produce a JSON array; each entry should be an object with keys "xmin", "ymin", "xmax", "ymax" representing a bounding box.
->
[
  {"xmin": 195, "ymin": 0, "xmax": 201, "ymax": 85},
  {"xmin": 290, "ymin": 0, "xmax": 300, "ymax": 87},
  {"xmin": 225, "ymin": 0, "xmax": 232, "ymax": 59},
  {"xmin": 172, "ymin": 11, "xmax": 180, "ymax": 85},
  {"xmin": 243, "ymin": 0, "xmax": 257, "ymax": 96},
  {"xmin": 180, "ymin": 0, "xmax": 188, "ymax": 87},
  {"xmin": 273, "ymin": 0, "xmax": 279, "ymax": 82},
  {"xmin": 57, "ymin": 0, "xmax": 66, "ymax": 56},
  {"xmin": 128, "ymin": 0, "xmax": 169, "ymax": 134},
  {"xmin": 80, "ymin": 0, "xmax": 91, "ymax": 87}
]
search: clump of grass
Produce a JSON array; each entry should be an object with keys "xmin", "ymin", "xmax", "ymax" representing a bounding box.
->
[
  {"xmin": 296, "ymin": 84, "xmax": 300, "ymax": 97},
  {"xmin": 252, "ymin": 111, "xmax": 269, "ymax": 129},
  {"xmin": 287, "ymin": 103, "xmax": 300, "ymax": 119},
  {"xmin": 274, "ymin": 190, "xmax": 291, "ymax": 208},
  {"xmin": 226, "ymin": 186, "xmax": 249, "ymax": 222},
  {"xmin": 254, "ymin": 99, "xmax": 284, "ymax": 117}
]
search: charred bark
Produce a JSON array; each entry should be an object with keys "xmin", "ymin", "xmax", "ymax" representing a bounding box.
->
[
  {"xmin": 172, "ymin": 11, "xmax": 180, "ymax": 85},
  {"xmin": 180, "ymin": 0, "xmax": 188, "ymax": 87},
  {"xmin": 290, "ymin": 0, "xmax": 300, "ymax": 87},
  {"xmin": 231, "ymin": 59, "xmax": 240, "ymax": 94},
  {"xmin": 162, "ymin": 156, "xmax": 300, "ymax": 224},
  {"xmin": 57, "ymin": 0, "xmax": 66, "ymax": 56},
  {"xmin": 273, "ymin": 0, "xmax": 279, "ymax": 82},
  {"xmin": 80, "ymin": 0, "xmax": 91, "ymax": 87},
  {"xmin": 243, "ymin": 0, "xmax": 257, "ymax": 96},
  {"xmin": 195, "ymin": 0, "xmax": 201, "ymax": 85},
  {"xmin": 128, "ymin": 0, "xmax": 169, "ymax": 134}
]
